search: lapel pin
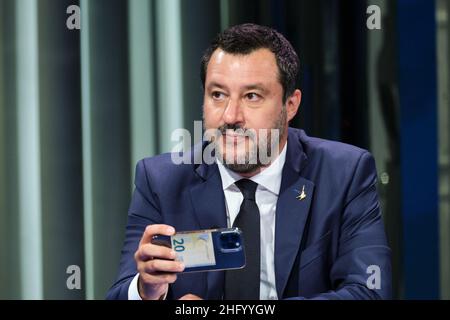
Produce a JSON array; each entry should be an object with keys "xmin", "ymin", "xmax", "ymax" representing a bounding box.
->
[{"xmin": 296, "ymin": 185, "xmax": 307, "ymax": 201}]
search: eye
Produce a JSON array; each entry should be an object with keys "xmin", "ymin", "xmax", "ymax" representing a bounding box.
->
[
  {"xmin": 211, "ymin": 91, "xmax": 226, "ymax": 100},
  {"xmin": 246, "ymin": 92, "xmax": 261, "ymax": 102}
]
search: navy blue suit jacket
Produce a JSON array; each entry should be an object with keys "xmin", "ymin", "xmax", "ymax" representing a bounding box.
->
[{"xmin": 107, "ymin": 128, "xmax": 392, "ymax": 300}]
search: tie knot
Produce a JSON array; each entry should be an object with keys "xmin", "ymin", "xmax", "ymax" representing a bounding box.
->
[{"xmin": 235, "ymin": 179, "xmax": 258, "ymax": 201}]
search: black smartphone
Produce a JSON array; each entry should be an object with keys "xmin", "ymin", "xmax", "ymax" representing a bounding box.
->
[{"xmin": 151, "ymin": 227, "xmax": 246, "ymax": 273}]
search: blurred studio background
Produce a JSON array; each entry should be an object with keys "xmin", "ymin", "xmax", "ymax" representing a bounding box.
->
[{"xmin": 0, "ymin": 0, "xmax": 449, "ymax": 299}]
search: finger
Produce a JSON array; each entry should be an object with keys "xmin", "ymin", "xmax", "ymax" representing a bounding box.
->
[
  {"xmin": 139, "ymin": 224, "xmax": 175, "ymax": 246},
  {"xmin": 179, "ymin": 294, "xmax": 203, "ymax": 300},
  {"xmin": 137, "ymin": 243, "xmax": 176, "ymax": 262},
  {"xmin": 144, "ymin": 259, "xmax": 185, "ymax": 274},
  {"xmin": 141, "ymin": 271, "xmax": 178, "ymax": 285}
]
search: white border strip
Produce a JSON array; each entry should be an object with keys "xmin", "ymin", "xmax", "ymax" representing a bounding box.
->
[
  {"xmin": 80, "ymin": 0, "xmax": 95, "ymax": 300},
  {"xmin": 129, "ymin": 0, "xmax": 156, "ymax": 181},
  {"xmin": 16, "ymin": 0, "xmax": 43, "ymax": 300},
  {"xmin": 155, "ymin": 0, "xmax": 184, "ymax": 152}
]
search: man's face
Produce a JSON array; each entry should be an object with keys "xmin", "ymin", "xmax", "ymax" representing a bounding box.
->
[{"xmin": 203, "ymin": 48, "xmax": 291, "ymax": 174}]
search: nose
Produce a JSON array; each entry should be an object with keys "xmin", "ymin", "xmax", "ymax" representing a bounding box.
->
[{"xmin": 222, "ymin": 98, "xmax": 244, "ymax": 125}]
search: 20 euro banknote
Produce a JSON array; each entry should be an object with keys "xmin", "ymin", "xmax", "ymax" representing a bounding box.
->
[{"xmin": 171, "ymin": 231, "xmax": 217, "ymax": 268}]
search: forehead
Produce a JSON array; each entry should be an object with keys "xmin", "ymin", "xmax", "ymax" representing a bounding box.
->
[{"xmin": 205, "ymin": 48, "xmax": 280, "ymax": 87}]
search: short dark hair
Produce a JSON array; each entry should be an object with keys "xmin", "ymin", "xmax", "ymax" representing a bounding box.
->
[{"xmin": 200, "ymin": 23, "xmax": 299, "ymax": 103}]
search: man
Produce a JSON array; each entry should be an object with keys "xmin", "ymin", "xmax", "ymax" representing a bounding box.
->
[{"xmin": 107, "ymin": 23, "xmax": 391, "ymax": 300}]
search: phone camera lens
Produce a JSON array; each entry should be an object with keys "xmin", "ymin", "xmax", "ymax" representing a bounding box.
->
[{"xmin": 220, "ymin": 232, "xmax": 241, "ymax": 250}]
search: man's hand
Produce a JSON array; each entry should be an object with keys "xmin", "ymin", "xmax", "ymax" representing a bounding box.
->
[
  {"xmin": 179, "ymin": 294, "xmax": 203, "ymax": 300},
  {"xmin": 134, "ymin": 224, "xmax": 185, "ymax": 300}
]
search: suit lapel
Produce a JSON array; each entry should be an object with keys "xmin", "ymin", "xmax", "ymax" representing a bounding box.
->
[
  {"xmin": 189, "ymin": 163, "xmax": 228, "ymax": 230},
  {"xmin": 189, "ymin": 161, "xmax": 228, "ymax": 299},
  {"xmin": 275, "ymin": 129, "xmax": 314, "ymax": 298}
]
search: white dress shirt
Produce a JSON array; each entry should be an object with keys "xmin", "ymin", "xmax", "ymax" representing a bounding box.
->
[
  {"xmin": 216, "ymin": 143, "xmax": 286, "ymax": 300},
  {"xmin": 128, "ymin": 143, "xmax": 287, "ymax": 300}
]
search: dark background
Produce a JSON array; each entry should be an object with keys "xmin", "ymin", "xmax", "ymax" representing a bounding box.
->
[{"xmin": 0, "ymin": 0, "xmax": 448, "ymax": 299}]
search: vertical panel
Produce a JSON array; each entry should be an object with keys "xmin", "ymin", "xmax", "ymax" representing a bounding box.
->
[
  {"xmin": 398, "ymin": 0, "xmax": 440, "ymax": 298},
  {"xmin": 0, "ymin": 0, "xmax": 7, "ymax": 298},
  {"xmin": 155, "ymin": 0, "xmax": 184, "ymax": 152},
  {"xmin": 38, "ymin": 0, "xmax": 84, "ymax": 299},
  {"xmin": 339, "ymin": 0, "xmax": 368, "ymax": 148},
  {"xmin": 181, "ymin": 0, "xmax": 221, "ymax": 140},
  {"xmin": 320, "ymin": 0, "xmax": 341, "ymax": 140},
  {"xmin": 220, "ymin": 0, "xmax": 230, "ymax": 30},
  {"xmin": 437, "ymin": 0, "xmax": 450, "ymax": 299},
  {"xmin": 367, "ymin": 0, "xmax": 403, "ymax": 299},
  {"xmin": 129, "ymin": 0, "xmax": 157, "ymax": 176},
  {"xmin": 285, "ymin": 0, "xmax": 323, "ymax": 135},
  {"xmin": 80, "ymin": 0, "xmax": 94, "ymax": 299},
  {"xmin": 15, "ymin": 0, "xmax": 43, "ymax": 300},
  {"xmin": 81, "ymin": 0, "xmax": 131, "ymax": 299},
  {"xmin": 0, "ymin": 0, "xmax": 21, "ymax": 299},
  {"xmin": 0, "ymin": 0, "xmax": 6, "ymax": 297}
]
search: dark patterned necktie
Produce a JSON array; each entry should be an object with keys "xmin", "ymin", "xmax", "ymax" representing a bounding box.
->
[{"xmin": 224, "ymin": 179, "xmax": 260, "ymax": 300}]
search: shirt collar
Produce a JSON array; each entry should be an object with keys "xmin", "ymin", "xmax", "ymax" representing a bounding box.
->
[{"xmin": 216, "ymin": 142, "xmax": 287, "ymax": 196}]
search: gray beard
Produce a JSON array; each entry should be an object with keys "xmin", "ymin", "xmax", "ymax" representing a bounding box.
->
[{"xmin": 214, "ymin": 107, "xmax": 287, "ymax": 174}]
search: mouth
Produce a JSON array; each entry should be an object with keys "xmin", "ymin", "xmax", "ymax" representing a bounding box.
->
[
  {"xmin": 222, "ymin": 128, "xmax": 252, "ymax": 138},
  {"xmin": 225, "ymin": 133, "xmax": 245, "ymax": 138},
  {"xmin": 222, "ymin": 133, "xmax": 248, "ymax": 144}
]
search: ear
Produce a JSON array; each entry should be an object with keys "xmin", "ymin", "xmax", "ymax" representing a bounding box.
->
[{"xmin": 285, "ymin": 89, "xmax": 301, "ymax": 122}]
